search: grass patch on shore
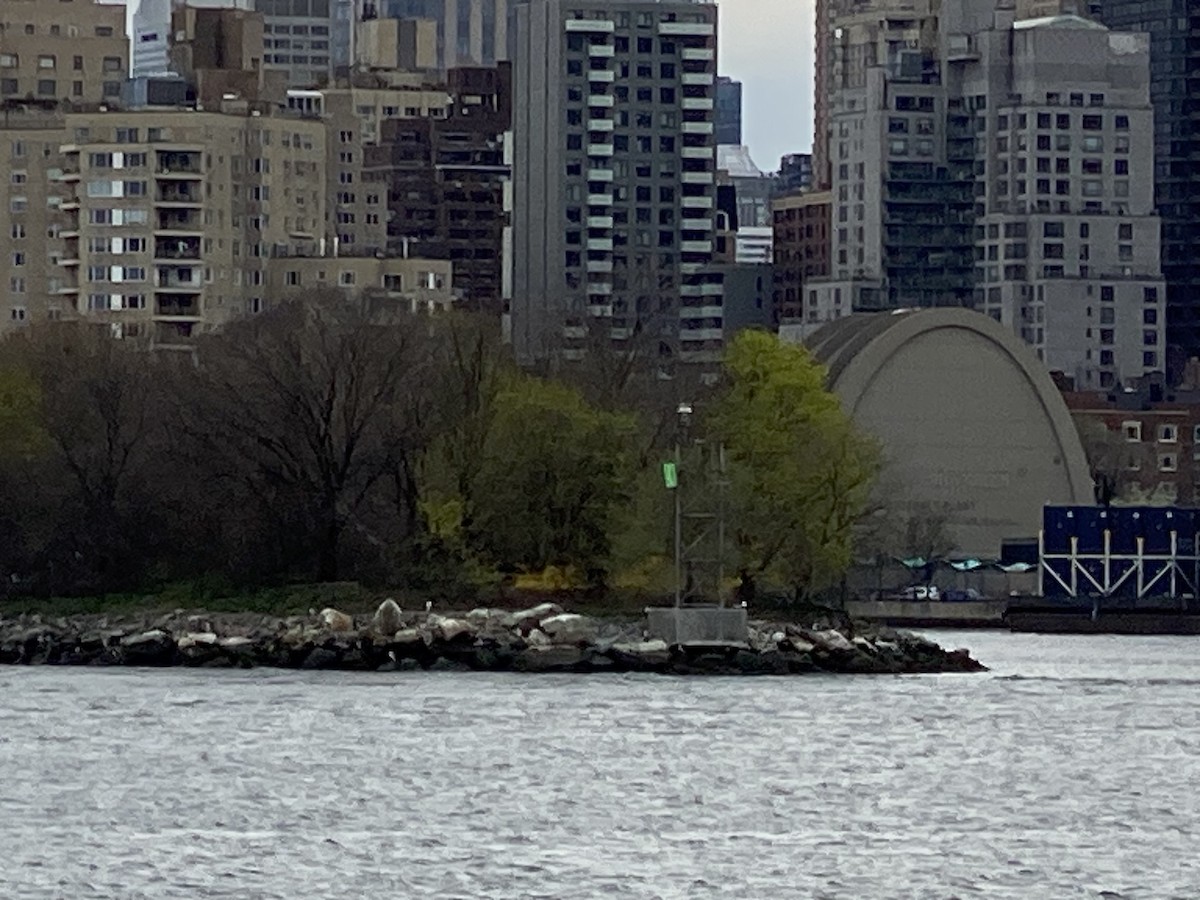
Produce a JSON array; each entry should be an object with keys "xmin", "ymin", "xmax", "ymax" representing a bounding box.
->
[{"xmin": 0, "ymin": 581, "xmax": 375, "ymax": 619}]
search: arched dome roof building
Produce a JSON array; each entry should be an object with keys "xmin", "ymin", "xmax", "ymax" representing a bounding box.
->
[{"xmin": 802, "ymin": 308, "xmax": 1093, "ymax": 556}]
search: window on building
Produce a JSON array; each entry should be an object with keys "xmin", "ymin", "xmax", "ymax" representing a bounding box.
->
[
  {"xmin": 1160, "ymin": 454, "xmax": 1178, "ymax": 473},
  {"xmin": 1123, "ymin": 421, "xmax": 1142, "ymax": 442},
  {"xmin": 1160, "ymin": 424, "xmax": 1179, "ymax": 443}
]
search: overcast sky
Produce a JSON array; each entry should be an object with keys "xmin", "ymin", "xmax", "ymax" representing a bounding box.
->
[
  {"xmin": 122, "ymin": 0, "xmax": 815, "ymax": 171},
  {"xmin": 719, "ymin": 0, "xmax": 815, "ymax": 171}
]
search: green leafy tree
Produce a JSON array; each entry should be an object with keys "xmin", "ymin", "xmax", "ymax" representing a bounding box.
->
[
  {"xmin": 0, "ymin": 362, "xmax": 46, "ymax": 460},
  {"xmin": 472, "ymin": 374, "xmax": 636, "ymax": 585},
  {"xmin": 711, "ymin": 330, "xmax": 880, "ymax": 601}
]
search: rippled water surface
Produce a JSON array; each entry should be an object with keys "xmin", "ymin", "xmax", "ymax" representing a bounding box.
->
[{"xmin": 3, "ymin": 632, "xmax": 1200, "ymax": 898}]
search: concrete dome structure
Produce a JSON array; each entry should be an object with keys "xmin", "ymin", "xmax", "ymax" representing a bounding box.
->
[{"xmin": 804, "ymin": 308, "xmax": 1093, "ymax": 556}]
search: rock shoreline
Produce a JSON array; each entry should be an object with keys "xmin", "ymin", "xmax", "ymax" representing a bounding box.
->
[{"xmin": 0, "ymin": 601, "xmax": 985, "ymax": 675}]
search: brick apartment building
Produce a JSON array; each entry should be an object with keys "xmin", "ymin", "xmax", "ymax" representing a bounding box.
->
[
  {"xmin": 770, "ymin": 189, "xmax": 830, "ymax": 325},
  {"xmin": 363, "ymin": 64, "xmax": 511, "ymax": 315},
  {"xmin": 1063, "ymin": 379, "xmax": 1200, "ymax": 506}
]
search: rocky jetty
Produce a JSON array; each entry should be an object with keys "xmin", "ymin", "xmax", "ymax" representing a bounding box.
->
[{"xmin": 0, "ymin": 602, "xmax": 984, "ymax": 675}]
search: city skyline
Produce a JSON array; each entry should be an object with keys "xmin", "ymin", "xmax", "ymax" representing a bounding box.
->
[{"xmin": 119, "ymin": 0, "xmax": 816, "ymax": 169}]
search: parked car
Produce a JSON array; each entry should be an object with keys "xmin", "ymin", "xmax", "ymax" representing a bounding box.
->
[{"xmin": 882, "ymin": 585, "xmax": 941, "ymax": 601}]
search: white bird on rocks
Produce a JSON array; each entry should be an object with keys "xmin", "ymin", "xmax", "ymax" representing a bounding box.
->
[{"xmin": 424, "ymin": 600, "xmax": 433, "ymax": 613}]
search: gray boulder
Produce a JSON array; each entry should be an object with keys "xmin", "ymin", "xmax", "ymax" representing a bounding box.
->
[
  {"xmin": 373, "ymin": 599, "xmax": 404, "ymax": 635},
  {"xmin": 539, "ymin": 613, "xmax": 597, "ymax": 645}
]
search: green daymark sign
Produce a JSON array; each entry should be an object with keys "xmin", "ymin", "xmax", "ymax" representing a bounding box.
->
[{"xmin": 662, "ymin": 461, "xmax": 678, "ymax": 489}]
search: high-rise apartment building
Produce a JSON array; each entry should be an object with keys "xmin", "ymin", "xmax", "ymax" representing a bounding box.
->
[
  {"xmin": 771, "ymin": 189, "xmax": 830, "ymax": 325},
  {"xmin": 135, "ymin": 2, "xmax": 328, "ymax": 87},
  {"xmin": 256, "ymin": 0, "xmax": 340, "ymax": 86},
  {"xmin": 776, "ymin": 152, "xmax": 813, "ymax": 194},
  {"xmin": 714, "ymin": 74, "xmax": 740, "ymax": 145},
  {"xmin": 55, "ymin": 108, "xmax": 327, "ymax": 348},
  {"xmin": 717, "ymin": 144, "xmax": 770, "ymax": 227},
  {"xmin": 1093, "ymin": 0, "xmax": 1200, "ymax": 373},
  {"xmin": 363, "ymin": 65, "xmax": 511, "ymax": 314},
  {"xmin": 132, "ymin": 0, "xmax": 255, "ymax": 79},
  {"xmin": 0, "ymin": 0, "xmax": 128, "ymax": 104},
  {"xmin": 811, "ymin": 0, "xmax": 831, "ymax": 189},
  {"xmin": 376, "ymin": 0, "xmax": 514, "ymax": 69},
  {"xmin": 962, "ymin": 12, "xmax": 1164, "ymax": 388},
  {"xmin": 286, "ymin": 70, "xmax": 452, "ymax": 256},
  {"xmin": 811, "ymin": 0, "xmax": 1165, "ymax": 388},
  {"xmin": 2, "ymin": 107, "xmax": 75, "ymax": 331},
  {"xmin": 0, "ymin": 0, "xmax": 129, "ymax": 332},
  {"xmin": 510, "ymin": 0, "xmax": 720, "ymax": 364}
]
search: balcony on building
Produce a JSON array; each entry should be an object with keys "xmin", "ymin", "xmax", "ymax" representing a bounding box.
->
[
  {"xmin": 588, "ymin": 94, "xmax": 615, "ymax": 108},
  {"xmin": 587, "ymin": 215, "xmax": 614, "ymax": 228},
  {"xmin": 154, "ymin": 294, "xmax": 202, "ymax": 319},
  {"xmin": 682, "ymin": 217, "xmax": 713, "ymax": 230},
  {"xmin": 586, "ymin": 237, "xmax": 614, "ymax": 251},
  {"xmin": 680, "ymin": 305, "xmax": 723, "ymax": 319},
  {"xmin": 587, "ymin": 167, "xmax": 614, "ymax": 181},
  {"xmin": 565, "ymin": 18, "xmax": 615, "ymax": 32},
  {"xmin": 587, "ymin": 42, "xmax": 616, "ymax": 57},
  {"xmin": 155, "ymin": 265, "xmax": 203, "ymax": 291},
  {"xmin": 681, "ymin": 72, "xmax": 715, "ymax": 87},
  {"xmin": 681, "ymin": 48, "xmax": 715, "ymax": 61},
  {"xmin": 945, "ymin": 34, "xmax": 979, "ymax": 62},
  {"xmin": 680, "ymin": 327, "xmax": 723, "ymax": 341},
  {"xmin": 682, "ymin": 171, "xmax": 714, "ymax": 184},
  {"xmin": 156, "ymin": 208, "xmax": 203, "ymax": 233},
  {"xmin": 154, "ymin": 236, "xmax": 201, "ymax": 262},
  {"xmin": 682, "ymin": 121, "xmax": 714, "ymax": 135},
  {"xmin": 155, "ymin": 182, "xmax": 202, "ymax": 205},
  {"xmin": 587, "ymin": 303, "xmax": 614, "ymax": 317},
  {"xmin": 60, "ymin": 239, "xmax": 81, "ymax": 265},
  {"xmin": 587, "ymin": 69, "xmax": 615, "ymax": 83},
  {"xmin": 681, "ymin": 146, "xmax": 712, "ymax": 160},
  {"xmin": 587, "ymin": 281, "xmax": 613, "ymax": 295},
  {"xmin": 682, "ymin": 98, "xmax": 714, "ymax": 111},
  {"xmin": 155, "ymin": 150, "xmax": 203, "ymax": 178},
  {"xmin": 680, "ymin": 240, "xmax": 712, "ymax": 253},
  {"xmin": 587, "ymin": 143, "xmax": 614, "ymax": 157},
  {"xmin": 586, "ymin": 192, "xmax": 613, "ymax": 206},
  {"xmin": 588, "ymin": 118, "xmax": 614, "ymax": 131},
  {"xmin": 586, "ymin": 258, "xmax": 614, "ymax": 272},
  {"xmin": 658, "ymin": 22, "xmax": 715, "ymax": 37}
]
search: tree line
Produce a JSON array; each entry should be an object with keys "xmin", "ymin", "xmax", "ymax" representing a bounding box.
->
[{"xmin": 0, "ymin": 295, "xmax": 882, "ymax": 603}]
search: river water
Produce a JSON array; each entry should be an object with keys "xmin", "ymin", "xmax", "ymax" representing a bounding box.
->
[{"xmin": 1, "ymin": 632, "xmax": 1199, "ymax": 899}]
